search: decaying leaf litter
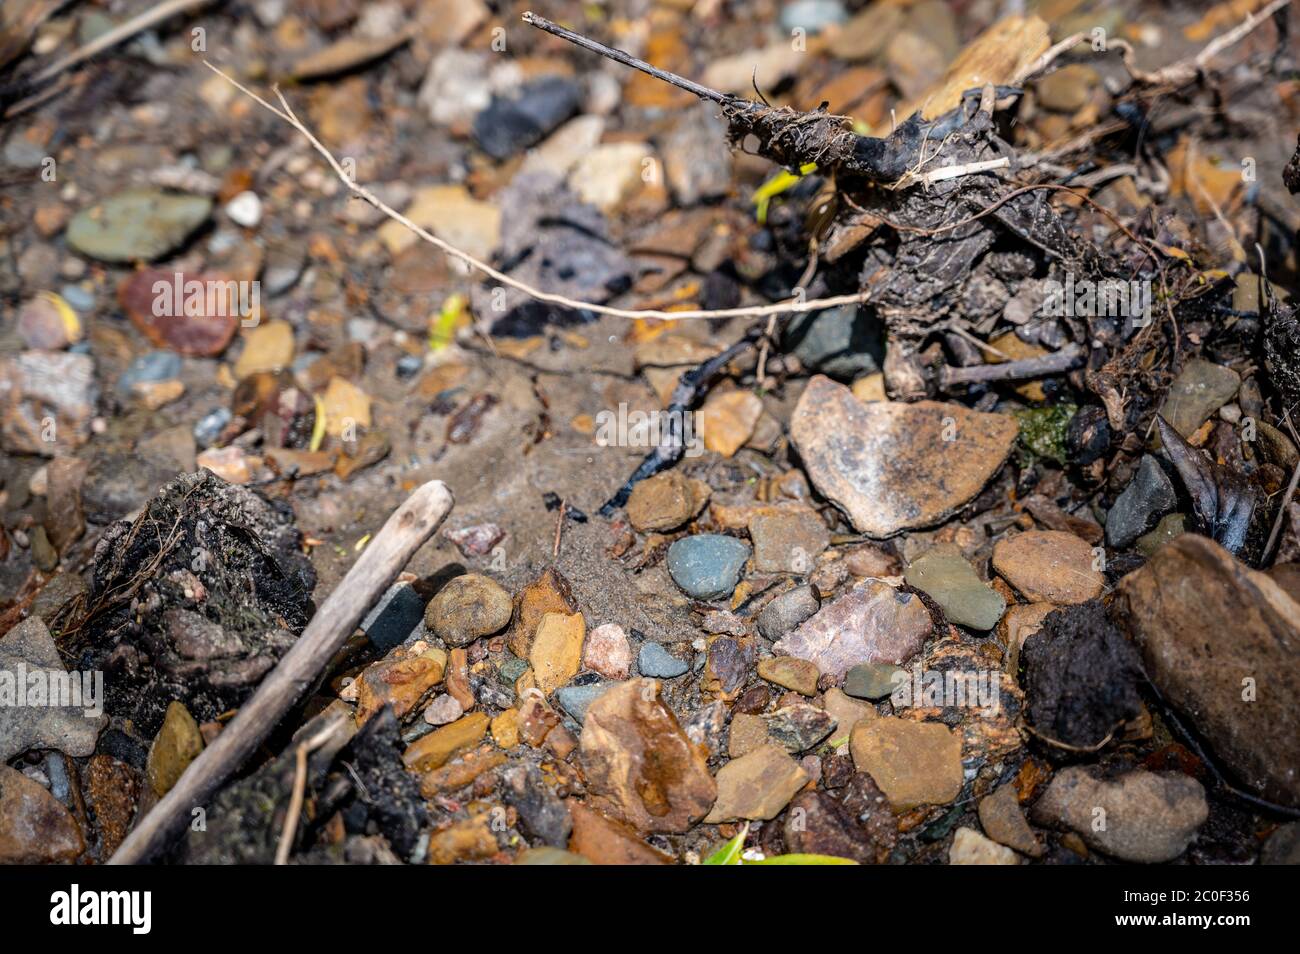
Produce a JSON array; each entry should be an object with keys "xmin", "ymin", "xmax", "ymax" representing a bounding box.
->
[{"xmin": 2, "ymin": 0, "xmax": 1300, "ymax": 866}]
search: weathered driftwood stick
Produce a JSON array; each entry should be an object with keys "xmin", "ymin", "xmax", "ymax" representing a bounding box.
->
[
  {"xmin": 109, "ymin": 479, "xmax": 454, "ymax": 864},
  {"xmin": 940, "ymin": 343, "xmax": 1085, "ymax": 389}
]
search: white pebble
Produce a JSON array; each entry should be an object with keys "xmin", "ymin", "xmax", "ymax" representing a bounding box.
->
[{"xmin": 225, "ymin": 190, "xmax": 263, "ymax": 228}]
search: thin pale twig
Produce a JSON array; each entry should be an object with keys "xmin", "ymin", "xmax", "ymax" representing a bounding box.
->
[{"xmin": 204, "ymin": 63, "xmax": 871, "ymax": 323}]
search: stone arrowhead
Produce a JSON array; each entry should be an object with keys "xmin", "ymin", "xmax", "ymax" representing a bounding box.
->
[
  {"xmin": 790, "ymin": 376, "xmax": 1018, "ymax": 537},
  {"xmin": 774, "ymin": 579, "xmax": 932, "ymax": 680}
]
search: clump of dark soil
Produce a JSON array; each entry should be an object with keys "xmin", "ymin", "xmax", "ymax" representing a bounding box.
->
[
  {"xmin": 58, "ymin": 470, "xmax": 316, "ymax": 734},
  {"xmin": 1020, "ymin": 601, "xmax": 1145, "ymax": 752}
]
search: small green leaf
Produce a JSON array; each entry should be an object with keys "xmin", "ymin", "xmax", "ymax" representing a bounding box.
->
[
  {"xmin": 702, "ymin": 824, "xmax": 749, "ymax": 865},
  {"xmin": 743, "ymin": 853, "xmax": 858, "ymax": 865}
]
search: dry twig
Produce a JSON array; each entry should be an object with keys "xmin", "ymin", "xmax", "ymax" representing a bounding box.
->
[
  {"xmin": 204, "ymin": 64, "xmax": 871, "ymax": 323},
  {"xmin": 110, "ymin": 479, "xmax": 454, "ymax": 864}
]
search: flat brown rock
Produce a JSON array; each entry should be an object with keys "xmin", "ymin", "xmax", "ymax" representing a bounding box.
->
[
  {"xmin": 850, "ymin": 717, "xmax": 964, "ymax": 811},
  {"xmin": 1115, "ymin": 535, "xmax": 1300, "ymax": 807},
  {"xmin": 790, "ymin": 376, "xmax": 1018, "ymax": 537},
  {"xmin": 704, "ymin": 743, "xmax": 810, "ymax": 822},
  {"xmin": 992, "ymin": 530, "xmax": 1104, "ymax": 604},
  {"xmin": 578, "ymin": 678, "xmax": 716, "ymax": 833},
  {"xmin": 774, "ymin": 579, "xmax": 932, "ymax": 680}
]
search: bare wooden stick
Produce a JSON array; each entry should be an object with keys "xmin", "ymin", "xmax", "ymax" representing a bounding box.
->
[
  {"xmin": 109, "ymin": 479, "xmax": 454, "ymax": 864},
  {"xmin": 940, "ymin": 343, "xmax": 1085, "ymax": 389}
]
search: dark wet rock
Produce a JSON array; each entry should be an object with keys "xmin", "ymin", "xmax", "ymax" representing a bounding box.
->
[
  {"xmin": 1021, "ymin": 601, "xmax": 1144, "ymax": 750},
  {"xmin": 1115, "ymin": 535, "xmax": 1300, "ymax": 807},
  {"xmin": 473, "ymin": 76, "xmax": 582, "ymax": 159},
  {"xmin": 703, "ymin": 635, "xmax": 754, "ymax": 698},
  {"xmin": 360, "ymin": 580, "xmax": 426, "ymax": 651},
  {"xmin": 1106, "ymin": 455, "xmax": 1176, "ymax": 548},
  {"xmin": 1032, "ymin": 767, "xmax": 1207, "ymax": 863},
  {"xmin": 784, "ymin": 305, "xmax": 884, "ymax": 380},
  {"xmin": 70, "ymin": 471, "xmax": 315, "ymax": 734},
  {"xmin": 503, "ymin": 763, "xmax": 572, "ymax": 848},
  {"xmin": 757, "ymin": 585, "xmax": 820, "ymax": 640},
  {"xmin": 783, "ymin": 783, "xmax": 894, "ymax": 864},
  {"xmin": 761, "ymin": 703, "xmax": 835, "ymax": 753},
  {"xmin": 1066, "ymin": 404, "xmax": 1111, "ymax": 466}
]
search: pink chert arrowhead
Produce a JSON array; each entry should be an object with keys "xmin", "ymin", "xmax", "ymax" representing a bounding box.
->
[{"xmin": 774, "ymin": 579, "xmax": 933, "ymax": 680}]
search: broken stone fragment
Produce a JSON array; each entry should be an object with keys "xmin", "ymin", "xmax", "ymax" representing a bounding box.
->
[
  {"xmin": 578, "ymin": 678, "xmax": 716, "ymax": 833},
  {"xmin": 704, "ymin": 743, "xmax": 810, "ymax": 822},
  {"xmin": 849, "ymin": 717, "xmax": 964, "ymax": 811},
  {"xmin": 0, "ymin": 765, "xmax": 85, "ymax": 864},
  {"xmin": 790, "ymin": 376, "xmax": 1018, "ymax": 536}
]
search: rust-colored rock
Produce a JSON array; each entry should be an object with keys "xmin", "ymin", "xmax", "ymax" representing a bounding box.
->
[
  {"xmin": 84, "ymin": 755, "xmax": 138, "ymax": 859},
  {"xmin": 118, "ymin": 269, "xmax": 241, "ymax": 357},
  {"xmin": 354, "ymin": 642, "xmax": 447, "ymax": 725},
  {"xmin": 567, "ymin": 800, "xmax": 673, "ymax": 864},
  {"xmin": 578, "ymin": 678, "xmax": 716, "ymax": 832},
  {"xmin": 402, "ymin": 712, "xmax": 490, "ymax": 772},
  {"xmin": 508, "ymin": 567, "xmax": 578, "ymax": 659}
]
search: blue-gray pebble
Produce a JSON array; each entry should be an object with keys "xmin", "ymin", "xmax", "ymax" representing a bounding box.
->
[
  {"xmin": 638, "ymin": 642, "xmax": 690, "ymax": 679},
  {"xmin": 666, "ymin": 534, "xmax": 750, "ymax": 600}
]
